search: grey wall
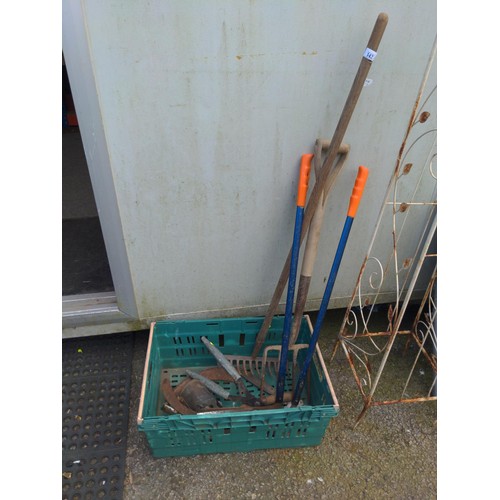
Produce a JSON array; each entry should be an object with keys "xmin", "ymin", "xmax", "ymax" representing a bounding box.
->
[{"xmin": 63, "ymin": 1, "xmax": 437, "ymax": 326}]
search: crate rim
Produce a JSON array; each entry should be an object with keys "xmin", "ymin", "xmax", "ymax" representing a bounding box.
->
[{"xmin": 137, "ymin": 314, "xmax": 339, "ymax": 425}]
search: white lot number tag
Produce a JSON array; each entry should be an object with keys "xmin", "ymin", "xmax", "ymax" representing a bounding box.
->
[{"xmin": 363, "ymin": 47, "xmax": 377, "ymax": 61}]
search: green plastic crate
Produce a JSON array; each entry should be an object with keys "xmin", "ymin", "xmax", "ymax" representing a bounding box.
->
[{"xmin": 137, "ymin": 315, "xmax": 339, "ymax": 457}]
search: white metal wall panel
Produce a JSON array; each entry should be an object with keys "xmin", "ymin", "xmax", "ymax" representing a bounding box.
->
[{"xmin": 67, "ymin": 1, "xmax": 437, "ymax": 323}]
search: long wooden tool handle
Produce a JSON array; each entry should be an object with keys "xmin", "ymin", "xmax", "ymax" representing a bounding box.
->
[
  {"xmin": 251, "ymin": 13, "xmax": 388, "ymax": 359},
  {"xmin": 320, "ymin": 13, "xmax": 388, "ymax": 179}
]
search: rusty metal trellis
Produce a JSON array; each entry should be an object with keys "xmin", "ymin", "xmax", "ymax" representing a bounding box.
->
[{"xmin": 331, "ymin": 37, "xmax": 437, "ymax": 426}]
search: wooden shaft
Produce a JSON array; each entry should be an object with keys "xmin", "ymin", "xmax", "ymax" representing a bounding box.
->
[
  {"xmin": 323, "ymin": 144, "xmax": 350, "ymax": 200},
  {"xmin": 301, "ymin": 143, "xmax": 328, "ymax": 277},
  {"xmin": 290, "ymin": 146, "xmax": 350, "ymax": 346},
  {"xmin": 251, "ymin": 13, "xmax": 388, "ymax": 358},
  {"xmin": 321, "ymin": 13, "xmax": 388, "ymax": 186},
  {"xmin": 289, "ymin": 142, "xmax": 329, "ymax": 345},
  {"xmin": 289, "ymin": 204, "xmax": 326, "ymax": 344}
]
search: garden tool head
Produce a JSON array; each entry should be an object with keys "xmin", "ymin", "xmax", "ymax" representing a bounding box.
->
[{"xmin": 177, "ymin": 378, "xmax": 219, "ymax": 412}]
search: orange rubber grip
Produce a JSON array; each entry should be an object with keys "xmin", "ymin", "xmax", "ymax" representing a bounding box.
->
[
  {"xmin": 297, "ymin": 154, "xmax": 313, "ymax": 207},
  {"xmin": 347, "ymin": 166, "xmax": 369, "ymax": 218}
]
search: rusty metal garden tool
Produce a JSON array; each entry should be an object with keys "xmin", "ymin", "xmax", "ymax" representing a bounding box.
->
[
  {"xmin": 176, "ymin": 378, "xmax": 219, "ymax": 412},
  {"xmin": 223, "ymin": 355, "xmax": 275, "ymax": 394},
  {"xmin": 261, "ymin": 343, "xmax": 309, "ymax": 401},
  {"xmin": 184, "ymin": 368, "xmax": 284, "ymax": 409},
  {"xmin": 251, "ymin": 12, "xmax": 388, "ymax": 359},
  {"xmin": 185, "ymin": 369, "xmax": 253, "ymax": 404},
  {"xmin": 161, "ymin": 366, "xmax": 282, "ymax": 413},
  {"xmin": 292, "ymin": 166, "xmax": 369, "ymax": 405},
  {"xmin": 201, "ymin": 336, "xmax": 263, "ymax": 406},
  {"xmin": 275, "ymin": 154, "xmax": 312, "ymax": 402},
  {"xmin": 289, "ymin": 140, "xmax": 350, "ymax": 346},
  {"xmin": 161, "ymin": 377, "xmax": 196, "ymax": 415}
]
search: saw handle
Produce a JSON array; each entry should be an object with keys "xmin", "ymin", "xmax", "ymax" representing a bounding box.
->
[
  {"xmin": 296, "ymin": 154, "xmax": 313, "ymax": 208},
  {"xmin": 347, "ymin": 166, "xmax": 369, "ymax": 218}
]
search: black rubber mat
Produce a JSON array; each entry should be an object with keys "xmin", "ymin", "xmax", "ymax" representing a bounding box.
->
[
  {"xmin": 62, "ymin": 217, "xmax": 114, "ymax": 296},
  {"xmin": 62, "ymin": 333, "xmax": 134, "ymax": 500}
]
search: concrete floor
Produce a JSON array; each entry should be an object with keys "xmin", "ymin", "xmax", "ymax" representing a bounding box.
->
[{"xmin": 123, "ymin": 309, "xmax": 437, "ymax": 499}]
